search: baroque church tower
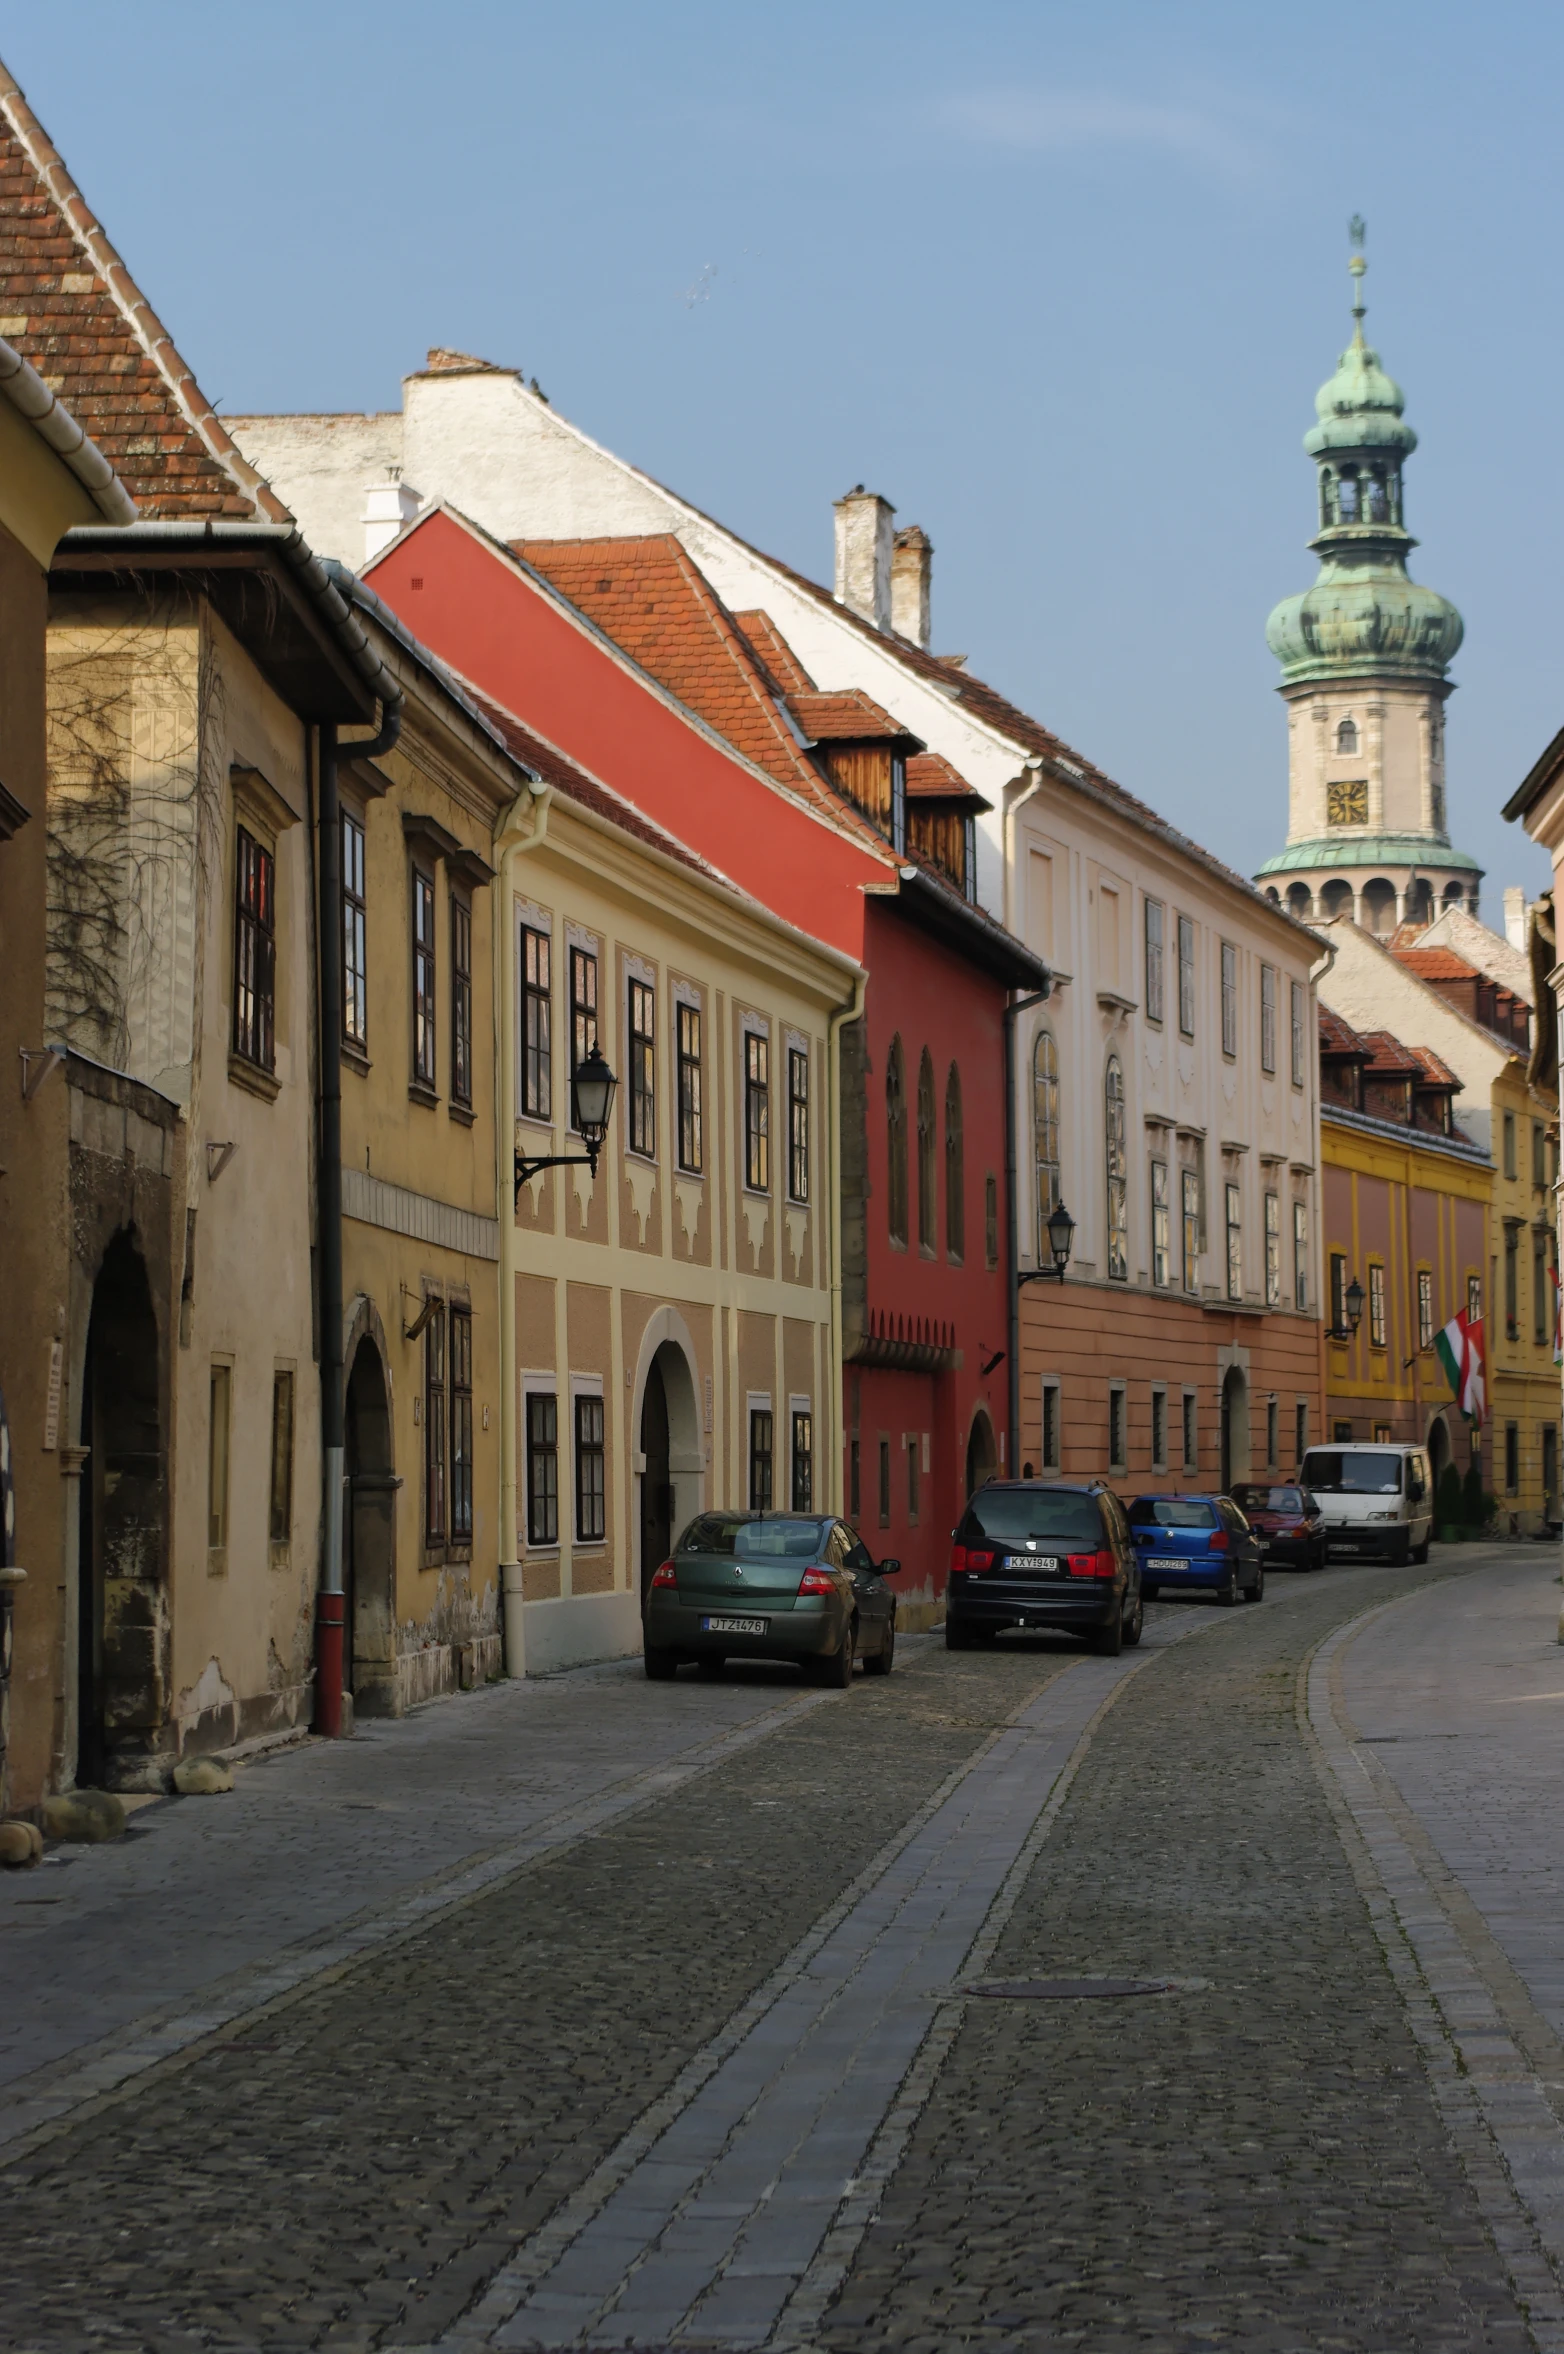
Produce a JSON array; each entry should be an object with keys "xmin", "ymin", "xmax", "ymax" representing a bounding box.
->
[{"xmin": 1256, "ymin": 223, "xmax": 1480, "ymax": 931}]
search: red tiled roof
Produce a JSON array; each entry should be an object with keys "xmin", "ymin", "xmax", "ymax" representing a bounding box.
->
[
  {"xmin": 1394, "ymin": 947, "xmax": 1480, "ymax": 984},
  {"xmin": 731, "ymin": 609, "xmax": 815, "ymax": 697},
  {"xmin": 1359, "ymin": 1029, "xmax": 1423, "ymax": 1079},
  {"xmin": 517, "ymin": 536, "xmax": 868, "ymax": 835},
  {"xmin": 906, "ymin": 749, "xmax": 986, "ymax": 806},
  {"xmin": 464, "ymin": 682, "xmax": 732, "ymax": 887},
  {"xmin": 1318, "ymin": 1007, "xmax": 1367, "ymax": 1057},
  {"xmin": 789, "ymin": 688, "xmax": 922, "ymax": 750},
  {"xmin": 0, "ymin": 60, "xmax": 287, "ymax": 521},
  {"xmin": 1407, "ymin": 1043, "xmax": 1461, "ymax": 1089}
]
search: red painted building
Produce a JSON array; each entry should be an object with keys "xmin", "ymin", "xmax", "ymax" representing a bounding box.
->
[{"xmin": 363, "ymin": 509, "xmax": 1047, "ymax": 1620}]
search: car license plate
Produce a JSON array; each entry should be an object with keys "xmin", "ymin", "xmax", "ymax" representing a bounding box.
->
[
  {"xmin": 1147, "ymin": 1556, "xmax": 1184, "ymax": 1570},
  {"xmin": 1006, "ymin": 1553, "xmax": 1059, "ymax": 1571},
  {"xmin": 701, "ymin": 1615, "xmax": 767, "ymax": 1635}
]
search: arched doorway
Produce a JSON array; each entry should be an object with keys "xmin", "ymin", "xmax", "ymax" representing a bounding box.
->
[
  {"xmin": 345, "ymin": 1337, "xmax": 397, "ymax": 1715},
  {"xmin": 965, "ymin": 1410, "xmax": 997, "ymax": 1497},
  {"xmin": 636, "ymin": 1333, "xmax": 702, "ymax": 1605},
  {"xmin": 1219, "ymin": 1365, "xmax": 1249, "ymax": 1494},
  {"xmin": 79, "ymin": 1229, "xmax": 164, "ymax": 1787},
  {"xmin": 1427, "ymin": 1409, "xmax": 1451, "ymax": 1495}
]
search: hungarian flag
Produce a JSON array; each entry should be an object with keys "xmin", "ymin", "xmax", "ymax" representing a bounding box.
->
[{"xmin": 1435, "ymin": 1310, "xmax": 1485, "ymax": 1424}]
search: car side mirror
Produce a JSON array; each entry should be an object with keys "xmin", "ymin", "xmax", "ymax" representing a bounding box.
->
[{"xmin": 878, "ymin": 1557, "xmax": 901, "ymax": 1575}]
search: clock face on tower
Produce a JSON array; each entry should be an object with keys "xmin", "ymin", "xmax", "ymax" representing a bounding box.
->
[{"xmin": 1327, "ymin": 778, "xmax": 1369, "ymax": 827}]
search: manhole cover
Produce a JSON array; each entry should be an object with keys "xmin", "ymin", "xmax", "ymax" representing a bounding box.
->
[{"xmin": 972, "ymin": 1976, "xmax": 1172, "ymax": 2000}]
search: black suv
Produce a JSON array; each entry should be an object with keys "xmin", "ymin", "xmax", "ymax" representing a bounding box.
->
[{"xmin": 945, "ymin": 1479, "xmax": 1142, "ymax": 1656}]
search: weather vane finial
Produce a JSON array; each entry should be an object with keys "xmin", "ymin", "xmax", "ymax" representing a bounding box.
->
[{"xmin": 1347, "ymin": 214, "xmax": 1367, "ymax": 335}]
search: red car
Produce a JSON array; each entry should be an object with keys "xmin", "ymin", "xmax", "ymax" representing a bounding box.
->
[{"xmin": 1230, "ymin": 1483, "xmax": 1326, "ymax": 1572}]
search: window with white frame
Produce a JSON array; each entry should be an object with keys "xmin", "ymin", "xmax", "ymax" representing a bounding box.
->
[
  {"xmin": 1144, "ymin": 897, "xmax": 1164, "ymax": 1024},
  {"xmin": 1151, "ymin": 1157, "xmax": 1170, "ymax": 1289},
  {"xmin": 1293, "ymin": 1200, "xmax": 1309, "ymax": 1311},
  {"xmin": 1220, "ymin": 941, "xmax": 1238, "ymax": 1059},
  {"xmin": 521, "ymin": 923, "xmax": 552, "ymax": 1120},
  {"xmin": 677, "ymin": 999, "xmax": 703, "ymax": 1174},
  {"xmin": 1264, "ymin": 1190, "xmax": 1281, "ymax": 1307},
  {"xmin": 575, "ymin": 1389, "xmax": 606, "ymax": 1542},
  {"xmin": 1260, "ymin": 963, "xmax": 1276, "ymax": 1074},
  {"xmin": 1225, "ymin": 1182, "xmax": 1243, "ymax": 1302},
  {"xmin": 1177, "ymin": 915, "xmax": 1196, "ymax": 1038}
]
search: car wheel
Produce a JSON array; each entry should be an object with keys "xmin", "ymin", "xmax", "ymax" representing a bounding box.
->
[
  {"xmin": 864, "ymin": 1622, "xmax": 895, "ymax": 1676},
  {"xmin": 644, "ymin": 1645, "xmax": 679, "ymax": 1680},
  {"xmin": 1141, "ymin": 1582, "xmax": 1159, "ymax": 1603},
  {"xmin": 696, "ymin": 1654, "xmax": 725, "ymax": 1679},
  {"xmin": 1217, "ymin": 1565, "xmax": 1241, "ymax": 1606},
  {"xmin": 815, "ymin": 1622, "xmax": 855, "ymax": 1688},
  {"xmin": 1089, "ymin": 1608, "xmax": 1124, "ymax": 1658},
  {"xmin": 1122, "ymin": 1590, "xmax": 1144, "ymax": 1648},
  {"xmin": 1311, "ymin": 1540, "xmax": 1325, "ymax": 1572},
  {"xmin": 944, "ymin": 1618, "xmax": 973, "ymax": 1650},
  {"xmin": 1244, "ymin": 1563, "xmax": 1265, "ymax": 1604}
]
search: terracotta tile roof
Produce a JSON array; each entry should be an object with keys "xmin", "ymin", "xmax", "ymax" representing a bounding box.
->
[
  {"xmin": 906, "ymin": 749, "xmax": 987, "ymax": 807},
  {"xmin": 517, "ymin": 536, "xmax": 863, "ymax": 832},
  {"xmin": 1407, "ymin": 1042, "xmax": 1461, "ymax": 1089},
  {"xmin": 0, "ymin": 60, "xmax": 287, "ymax": 521},
  {"xmin": 1359, "ymin": 1029, "xmax": 1423, "ymax": 1080},
  {"xmin": 1318, "ymin": 1006, "xmax": 1368, "ymax": 1057},
  {"xmin": 731, "ymin": 609, "xmax": 815, "ymax": 696},
  {"xmin": 789, "ymin": 688, "xmax": 922, "ymax": 750},
  {"xmin": 462, "ymin": 681, "xmax": 730, "ymax": 887},
  {"xmin": 1394, "ymin": 947, "xmax": 1480, "ymax": 984}
]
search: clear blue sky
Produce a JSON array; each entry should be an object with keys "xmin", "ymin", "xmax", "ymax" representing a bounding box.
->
[{"xmin": 8, "ymin": 2, "xmax": 1559, "ymax": 907}]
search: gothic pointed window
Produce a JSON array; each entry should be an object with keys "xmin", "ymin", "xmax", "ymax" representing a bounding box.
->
[
  {"xmin": 944, "ymin": 1063, "xmax": 964, "ymax": 1262},
  {"xmin": 1335, "ymin": 716, "xmax": 1359, "ymax": 755},
  {"xmin": 886, "ymin": 1036, "xmax": 908, "ymax": 1248},
  {"xmin": 916, "ymin": 1048, "xmax": 937, "ymax": 1255}
]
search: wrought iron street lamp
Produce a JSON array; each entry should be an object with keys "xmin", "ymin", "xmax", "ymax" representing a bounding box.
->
[
  {"xmin": 515, "ymin": 1043, "xmax": 618, "ymax": 1200},
  {"xmin": 1018, "ymin": 1199, "xmax": 1076, "ymax": 1287},
  {"xmin": 1326, "ymin": 1274, "xmax": 1365, "ymax": 1343}
]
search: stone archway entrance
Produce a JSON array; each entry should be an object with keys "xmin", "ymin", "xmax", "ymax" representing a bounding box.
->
[
  {"xmin": 345, "ymin": 1337, "xmax": 398, "ymax": 1715},
  {"xmin": 78, "ymin": 1229, "xmax": 165, "ymax": 1787},
  {"xmin": 1220, "ymin": 1365, "xmax": 1249, "ymax": 1494},
  {"xmin": 636, "ymin": 1334, "xmax": 702, "ymax": 1606},
  {"xmin": 965, "ymin": 1410, "xmax": 997, "ymax": 1497},
  {"xmin": 1427, "ymin": 1409, "xmax": 1452, "ymax": 1496}
]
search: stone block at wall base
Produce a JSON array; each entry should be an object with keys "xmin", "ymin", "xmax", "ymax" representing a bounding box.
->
[
  {"xmin": 521, "ymin": 1590, "xmax": 642, "ymax": 1675},
  {"xmin": 458, "ymin": 1633, "xmax": 503, "ymax": 1690},
  {"xmin": 176, "ymin": 1680, "xmax": 315, "ymax": 1762},
  {"xmin": 397, "ymin": 1644, "xmax": 456, "ymax": 1713}
]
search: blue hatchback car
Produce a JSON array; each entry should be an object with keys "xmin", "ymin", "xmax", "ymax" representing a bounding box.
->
[{"xmin": 1128, "ymin": 1493, "xmax": 1265, "ymax": 1605}]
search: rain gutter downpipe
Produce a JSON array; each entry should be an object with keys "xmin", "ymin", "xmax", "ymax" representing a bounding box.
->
[
  {"xmin": 1004, "ymin": 984, "xmax": 1052, "ymax": 1479},
  {"xmin": 315, "ymin": 694, "xmax": 403, "ymax": 1736}
]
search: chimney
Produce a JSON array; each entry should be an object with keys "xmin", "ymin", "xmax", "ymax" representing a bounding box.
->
[
  {"xmin": 833, "ymin": 487, "xmax": 895, "ymax": 630},
  {"xmin": 363, "ymin": 474, "xmax": 421, "ymax": 565},
  {"xmin": 891, "ymin": 526, "xmax": 932, "ymax": 649},
  {"xmin": 1504, "ymin": 885, "xmax": 1528, "ymax": 952}
]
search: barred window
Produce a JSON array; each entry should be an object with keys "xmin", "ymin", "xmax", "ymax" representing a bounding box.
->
[
  {"xmin": 575, "ymin": 1393, "xmax": 605, "ymax": 1542},
  {"xmin": 677, "ymin": 1002, "xmax": 703, "ymax": 1173},
  {"xmin": 451, "ymin": 898, "xmax": 472, "ymax": 1109},
  {"xmin": 526, "ymin": 1393, "xmax": 558, "ymax": 1547},
  {"xmin": 749, "ymin": 1408, "xmax": 774, "ymax": 1511},
  {"xmin": 342, "ymin": 810, "xmax": 367, "ymax": 1049},
  {"xmin": 521, "ymin": 925, "xmax": 551, "ymax": 1120},
  {"xmin": 412, "ymin": 869, "xmax": 436, "ymax": 1089},
  {"xmin": 450, "ymin": 1305, "xmax": 473, "ymax": 1542},
  {"xmin": 628, "ymin": 977, "xmax": 655, "ymax": 1156},
  {"xmin": 424, "ymin": 1302, "xmax": 446, "ymax": 1544},
  {"xmin": 788, "ymin": 1046, "xmax": 810, "ymax": 1203},
  {"xmin": 234, "ymin": 826, "xmax": 276, "ymax": 1070},
  {"xmin": 745, "ymin": 1030, "xmax": 770, "ymax": 1193}
]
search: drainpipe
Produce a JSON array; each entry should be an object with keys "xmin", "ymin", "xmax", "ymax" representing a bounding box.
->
[
  {"xmin": 1004, "ymin": 986, "xmax": 1052, "ymax": 1477},
  {"xmin": 494, "ymin": 779, "xmax": 553, "ymax": 1678},
  {"xmin": 316, "ymin": 698, "xmax": 402, "ymax": 1737},
  {"xmin": 827, "ymin": 969, "xmax": 869, "ymax": 1515}
]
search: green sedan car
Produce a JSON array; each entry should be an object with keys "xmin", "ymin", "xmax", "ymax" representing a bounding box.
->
[{"xmin": 644, "ymin": 1512, "xmax": 898, "ymax": 1686}]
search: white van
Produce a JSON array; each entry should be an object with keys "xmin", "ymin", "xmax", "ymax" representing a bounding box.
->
[{"xmin": 1298, "ymin": 1443, "xmax": 1433, "ymax": 1564}]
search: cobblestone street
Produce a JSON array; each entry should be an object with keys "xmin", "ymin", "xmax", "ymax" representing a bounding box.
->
[{"xmin": 5, "ymin": 1552, "xmax": 1564, "ymax": 2353}]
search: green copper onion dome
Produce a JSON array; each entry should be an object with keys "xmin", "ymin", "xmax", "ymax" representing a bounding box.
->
[{"xmin": 1266, "ymin": 220, "xmax": 1462, "ymax": 688}]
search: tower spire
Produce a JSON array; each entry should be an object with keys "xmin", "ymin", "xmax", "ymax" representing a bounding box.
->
[{"xmin": 1348, "ymin": 213, "xmax": 1367, "ymax": 344}]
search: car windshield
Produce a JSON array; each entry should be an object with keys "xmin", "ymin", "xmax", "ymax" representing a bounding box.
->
[
  {"xmin": 677, "ymin": 1514, "xmax": 829, "ymax": 1560},
  {"xmin": 1232, "ymin": 1486, "xmax": 1305, "ymax": 1514},
  {"xmin": 1301, "ymin": 1451, "xmax": 1402, "ymax": 1496},
  {"xmin": 961, "ymin": 1490, "xmax": 1103, "ymax": 1546},
  {"xmin": 1128, "ymin": 1498, "xmax": 1217, "ymax": 1529}
]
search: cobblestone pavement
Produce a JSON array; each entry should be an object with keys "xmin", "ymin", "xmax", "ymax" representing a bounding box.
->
[{"xmin": 1, "ymin": 1554, "xmax": 1559, "ymax": 2353}]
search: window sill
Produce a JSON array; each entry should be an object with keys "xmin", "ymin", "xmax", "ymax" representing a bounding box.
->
[
  {"xmin": 675, "ymin": 1164, "xmax": 706, "ymax": 1182},
  {"xmin": 228, "ymin": 1051, "xmax": 280, "ymax": 1104},
  {"xmin": 448, "ymin": 1102, "xmax": 475, "ymax": 1128},
  {"xmin": 409, "ymin": 1082, "xmax": 440, "ymax": 1110},
  {"xmin": 421, "ymin": 1545, "xmax": 447, "ymax": 1571},
  {"xmin": 341, "ymin": 1043, "xmax": 371, "ymax": 1078}
]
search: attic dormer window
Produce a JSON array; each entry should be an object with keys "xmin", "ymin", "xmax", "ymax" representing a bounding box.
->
[{"xmin": 1336, "ymin": 716, "xmax": 1359, "ymax": 755}]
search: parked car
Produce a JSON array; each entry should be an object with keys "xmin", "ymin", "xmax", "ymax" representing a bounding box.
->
[
  {"xmin": 643, "ymin": 1512, "xmax": 897, "ymax": 1684},
  {"xmin": 1298, "ymin": 1443, "xmax": 1433, "ymax": 1564},
  {"xmin": 945, "ymin": 1480, "xmax": 1142, "ymax": 1657},
  {"xmin": 1128, "ymin": 1494, "xmax": 1265, "ymax": 1605},
  {"xmin": 1229, "ymin": 1482, "xmax": 1327, "ymax": 1572}
]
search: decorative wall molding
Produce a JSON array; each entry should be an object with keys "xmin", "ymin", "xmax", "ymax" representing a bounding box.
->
[{"xmin": 341, "ymin": 1166, "xmax": 499, "ymax": 1262}]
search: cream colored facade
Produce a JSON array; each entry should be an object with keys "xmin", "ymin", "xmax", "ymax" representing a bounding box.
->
[
  {"xmin": 493, "ymin": 757, "xmax": 860, "ymax": 1673},
  {"xmin": 1319, "ymin": 918, "xmax": 1559, "ymax": 1530}
]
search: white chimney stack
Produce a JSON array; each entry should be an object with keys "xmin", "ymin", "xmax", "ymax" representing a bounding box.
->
[
  {"xmin": 1503, "ymin": 885, "xmax": 1528, "ymax": 953},
  {"xmin": 363, "ymin": 474, "xmax": 422, "ymax": 565},
  {"xmin": 833, "ymin": 487, "xmax": 895, "ymax": 631},
  {"xmin": 891, "ymin": 525, "xmax": 932, "ymax": 649}
]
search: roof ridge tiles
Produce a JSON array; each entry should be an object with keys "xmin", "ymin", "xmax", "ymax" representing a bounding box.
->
[{"xmin": 0, "ymin": 56, "xmax": 289, "ymax": 522}]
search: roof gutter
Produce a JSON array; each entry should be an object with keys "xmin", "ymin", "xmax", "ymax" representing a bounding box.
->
[{"xmin": 0, "ymin": 335, "xmax": 136, "ymax": 525}]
